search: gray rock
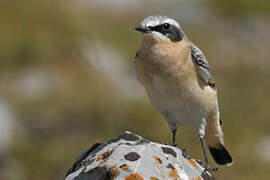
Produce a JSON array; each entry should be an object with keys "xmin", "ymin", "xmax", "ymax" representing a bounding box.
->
[{"xmin": 65, "ymin": 131, "xmax": 215, "ymax": 180}]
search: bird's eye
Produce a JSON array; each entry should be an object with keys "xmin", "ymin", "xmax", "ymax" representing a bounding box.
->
[{"xmin": 163, "ymin": 23, "xmax": 170, "ymax": 30}]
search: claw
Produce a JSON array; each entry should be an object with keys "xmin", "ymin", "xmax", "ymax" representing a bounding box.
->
[
  {"xmin": 195, "ymin": 159, "xmax": 202, "ymax": 165},
  {"xmin": 203, "ymin": 164, "xmax": 218, "ymax": 171},
  {"xmin": 164, "ymin": 142, "xmax": 169, "ymax": 145}
]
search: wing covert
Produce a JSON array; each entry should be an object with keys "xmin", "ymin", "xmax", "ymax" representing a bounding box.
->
[{"xmin": 190, "ymin": 45, "xmax": 216, "ymax": 89}]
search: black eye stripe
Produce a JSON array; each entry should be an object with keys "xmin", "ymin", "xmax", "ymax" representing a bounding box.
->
[
  {"xmin": 163, "ymin": 23, "xmax": 170, "ymax": 30},
  {"xmin": 149, "ymin": 24, "xmax": 183, "ymax": 42},
  {"xmin": 150, "ymin": 24, "xmax": 170, "ymax": 33}
]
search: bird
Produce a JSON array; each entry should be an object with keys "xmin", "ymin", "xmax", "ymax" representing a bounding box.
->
[{"xmin": 134, "ymin": 15, "xmax": 233, "ymax": 170}]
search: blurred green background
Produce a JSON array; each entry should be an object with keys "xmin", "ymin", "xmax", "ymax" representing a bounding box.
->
[{"xmin": 0, "ymin": 0, "xmax": 270, "ymax": 179}]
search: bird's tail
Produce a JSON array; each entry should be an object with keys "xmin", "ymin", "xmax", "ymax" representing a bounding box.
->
[
  {"xmin": 208, "ymin": 143, "xmax": 233, "ymax": 166},
  {"xmin": 205, "ymin": 111, "xmax": 233, "ymax": 166}
]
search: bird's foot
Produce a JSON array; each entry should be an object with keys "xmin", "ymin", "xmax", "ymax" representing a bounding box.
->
[
  {"xmin": 195, "ymin": 159, "xmax": 202, "ymax": 165},
  {"xmin": 164, "ymin": 141, "xmax": 178, "ymax": 147},
  {"xmin": 202, "ymin": 163, "xmax": 218, "ymax": 171},
  {"xmin": 163, "ymin": 142, "xmax": 169, "ymax": 145}
]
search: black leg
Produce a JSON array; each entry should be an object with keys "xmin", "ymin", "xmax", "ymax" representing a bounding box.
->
[
  {"xmin": 172, "ymin": 129, "xmax": 177, "ymax": 147},
  {"xmin": 199, "ymin": 135, "xmax": 218, "ymax": 171}
]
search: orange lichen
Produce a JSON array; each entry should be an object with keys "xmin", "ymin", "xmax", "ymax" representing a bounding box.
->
[
  {"xmin": 125, "ymin": 173, "xmax": 144, "ymax": 180},
  {"xmin": 152, "ymin": 156, "xmax": 165, "ymax": 178},
  {"xmin": 152, "ymin": 156, "xmax": 162, "ymax": 171},
  {"xmin": 169, "ymin": 169, "xmax": 179, "ymax": 180},
  {"xmin": 188, "ymin": 159, "xmax": 199, "ymax": 169},
  {"xmin": 197, "ymin": 176, "xmax": 202, "ymax": 180},
  {"xmin": 111, "ymin": 164, "xmax": 118, "ymax": 178},
  {"xmin": 150, "ymin": 177, "xmax": 158, "ymax": 180},
  {"xmin": 97, "ymin": 151, "xmax": 109, "ymax": 161},
  {"xmin": 97, "ymin": 155, "xmax": 103, "ymax": 161},
  {"xmin": 120, "ymin": 164, "xmax": 130, "ymax": 171},
  {"xmin": 103, "ymin": 164, "xmax": 118, "ymax": 179},
  {"xmin": 112, "ymin": 164, "xmax": 118, "ymax": 171},
  {"xmin": 152, "ymin": 156, "xmax": 162, "ymax": 164}
]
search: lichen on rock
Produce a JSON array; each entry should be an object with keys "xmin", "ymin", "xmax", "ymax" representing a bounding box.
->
[{"xmin": 65, "ymin": 131, "xmax": 215, "ymax": 180}]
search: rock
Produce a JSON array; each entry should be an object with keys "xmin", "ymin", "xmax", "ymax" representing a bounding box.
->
[{"xmin": 65, "ymin": 131, "xmax": 215, "ymax": 180}]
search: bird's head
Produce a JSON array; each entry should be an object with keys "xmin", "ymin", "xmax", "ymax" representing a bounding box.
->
[{"xmin": 135, "ymin": 15, "xmax": 184, "ymax": 43}]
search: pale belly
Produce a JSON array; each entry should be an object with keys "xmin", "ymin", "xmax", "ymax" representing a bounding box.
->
[{"xmin": 143, "ymin": 74, "xmax": 217, "ymax": 131}]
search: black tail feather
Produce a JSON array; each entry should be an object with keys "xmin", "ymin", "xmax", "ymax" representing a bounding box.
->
[{"xmin": 209, "ymin": 145, "xmax": 233, "ymax": 166}]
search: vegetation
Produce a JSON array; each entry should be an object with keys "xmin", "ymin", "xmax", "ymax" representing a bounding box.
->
[{"xmin": 0, "ymin": 0, "xmax": 269, "ymax": 179}]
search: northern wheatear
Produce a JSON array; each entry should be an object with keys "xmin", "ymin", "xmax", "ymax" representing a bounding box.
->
[{"xmin": 134, "ymin": 15, "xmax": 232, "ymax": 169}]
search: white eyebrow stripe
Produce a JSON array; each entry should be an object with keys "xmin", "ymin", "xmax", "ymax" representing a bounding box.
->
[{"xmin": 145, "ymin": 20, "xmax": 160, "ymax": 27}]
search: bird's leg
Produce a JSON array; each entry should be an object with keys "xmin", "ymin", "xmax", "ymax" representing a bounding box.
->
[
  {"xmin": 172, "ymin": 129, "xmax": 177, "ymax": 147},
  {"xmin": 199, "ymin": 135, "xmax": 218, "ymax": 171}
]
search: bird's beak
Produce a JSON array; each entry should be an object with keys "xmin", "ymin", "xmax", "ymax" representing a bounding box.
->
[{"xmin": 134, "ymin": 25, "xmax": 150, "ymax": 33}]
